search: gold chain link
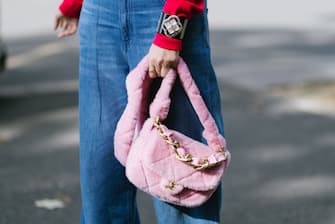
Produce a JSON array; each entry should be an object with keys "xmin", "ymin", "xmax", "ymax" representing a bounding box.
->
[{"xmin": 153, "ymin": 117, "xmax": 226, "ymax": 170}]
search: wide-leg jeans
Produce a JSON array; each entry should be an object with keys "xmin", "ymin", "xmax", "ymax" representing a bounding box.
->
[{"xmin": 78, "ymin": 0, "xmax": 225, "ymax": 223}]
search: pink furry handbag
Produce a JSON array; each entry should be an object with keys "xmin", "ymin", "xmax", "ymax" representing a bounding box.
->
[{"xmin": 114, "ymin": 55, "xmax": 231, "ymax": 207}]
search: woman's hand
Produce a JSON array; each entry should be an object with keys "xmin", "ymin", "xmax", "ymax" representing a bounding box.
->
[
  {"xmin": 54, "ymin": 12, "xmax": 79, "ymax": 38},
  {"xmin": 148, "ymin": 44, "xmax": 179, "ymax": 78}
]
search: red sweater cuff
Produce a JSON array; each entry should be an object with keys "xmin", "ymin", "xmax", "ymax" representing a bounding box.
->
[
  {"xmin": 153, "ymin": 33, "xmax": 182, "ymax": 51},
  {"xmin": 59, "ymin": 0, "xmax": 83, "ymax": 18}
]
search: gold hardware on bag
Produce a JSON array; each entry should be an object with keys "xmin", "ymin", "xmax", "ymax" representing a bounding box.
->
[
  {"xmin": 175, "ymin": 153, "xmax": 192, "ymax": 162},
  {"xmin": 217, "ymin": 148, "xmax": 225, "ymax": 153},
  {"xmin": 153, "ymin": 117, "xmax": 227, "ymax": 170},
  {"xmin": 165, "ymin": 180, "xmax": 176, "ymax": 190},
  {"xmin": 195, "ymin": 159, "xmax": 209, "ymax": 171}
]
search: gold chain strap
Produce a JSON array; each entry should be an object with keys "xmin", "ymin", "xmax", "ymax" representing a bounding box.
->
[{"xmin": 153, "ymin": 117, "xmax": 227, "ymax": 171}]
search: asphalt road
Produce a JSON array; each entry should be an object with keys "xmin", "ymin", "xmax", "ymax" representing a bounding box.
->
[{"xmin": 0, "ymin": 29, "xmax": 335, "ymax": 224}]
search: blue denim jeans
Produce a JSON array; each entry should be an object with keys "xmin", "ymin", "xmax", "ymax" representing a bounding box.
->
[{"xmin": 78, "ymin": 0, "xmax": 225, "ymax": 223}]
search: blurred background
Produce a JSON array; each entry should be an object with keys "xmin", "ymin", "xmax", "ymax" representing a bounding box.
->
[{"xmin": 0, "ymin": 0, "xmax": 334, "ymax": 223}]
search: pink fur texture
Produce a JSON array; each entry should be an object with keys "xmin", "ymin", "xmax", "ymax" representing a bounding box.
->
[{"xmin": 114, "ymin": 55, "xmax": 231, "ymax": 207}]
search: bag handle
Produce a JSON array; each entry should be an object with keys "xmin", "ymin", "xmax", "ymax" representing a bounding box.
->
[
  {"xmin": 114, "ymin": 56, "xmax": 178, "ymax": 165},
  {"xmin": 114, "ymin": 55, "xmax": 227, "ymax": 166},
  {"xmin": 149, "ymin": 57, "xmax": 226, "ymax": 151}
]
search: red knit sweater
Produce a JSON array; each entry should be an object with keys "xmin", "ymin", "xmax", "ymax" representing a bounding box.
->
[{"xmin": 59, "ymin": 0, "xmax": 204, "ymax": 51}]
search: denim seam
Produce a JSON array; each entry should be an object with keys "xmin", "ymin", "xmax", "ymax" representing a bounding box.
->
[
  {"xmin": 95, "ymin": 0, "xmax": 103, "ymax": 127},
  {"xmin": 126, "ymin": 0, "xmax": 131, "ymax": 43}
]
